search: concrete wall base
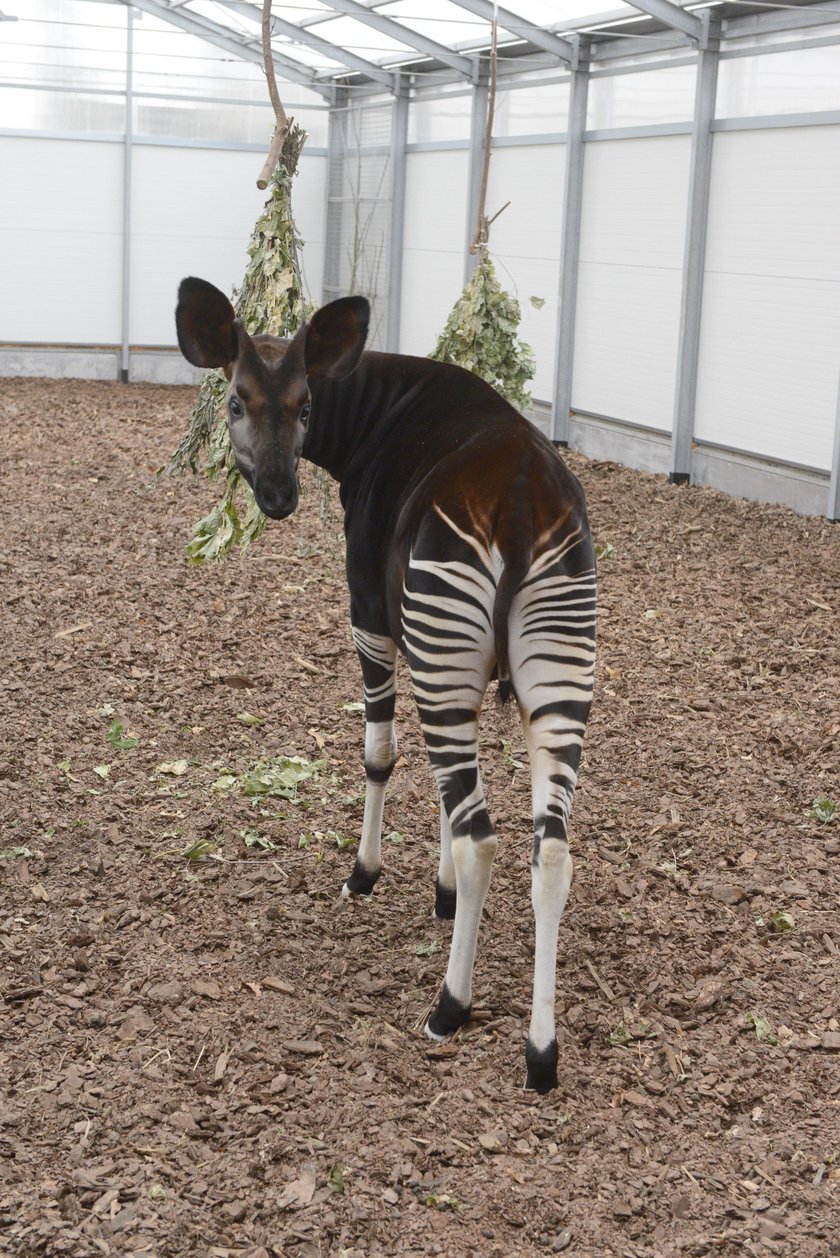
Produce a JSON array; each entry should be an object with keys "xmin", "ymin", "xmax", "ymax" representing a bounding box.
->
[{"xmin": 0, "ymin": 347, "xmax": 203, "ymax": 386}]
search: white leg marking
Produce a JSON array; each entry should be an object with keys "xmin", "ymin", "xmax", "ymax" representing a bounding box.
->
[
  {"xmin": 440, "ymin": 833, "xmax": 497, "ymax": 1009},
  {"xmin": 529, "ymin": 839, "xmax": 573, "ymax": 1051}
]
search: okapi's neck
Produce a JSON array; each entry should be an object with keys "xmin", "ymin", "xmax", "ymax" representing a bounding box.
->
[{"xmin": 300, "ymin": 351, "xmax": 441, "ymax": 485}]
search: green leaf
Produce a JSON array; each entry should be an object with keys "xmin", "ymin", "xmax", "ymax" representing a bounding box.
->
[
  {"xmin": 745, "ymin": 1012, "xmax": 778, "ymax": 1045},
  {"xmin": 107, "ymin": 720, "xmax": 138, "ymax": 751},
  {"xmin": 808, "ymin": 795, "xmax": 837, "ymax": 823},
  {"xmin": 93, "ymin": 764, "xmax": 111, "ymax": 779},
  {"xmin": 180, "ymin": 838, "xmax": 213, "ymax": 863},
  {"xmin": 239, "ymin": 755, "xmax": 324, "ymax": 800},
  {"xmin": 236, "ymin": 712, "xmax": 264, "ymax": 726},
  {"xmin": 242, "ymin": 829, "xmax": 277, "ymax": 852}
]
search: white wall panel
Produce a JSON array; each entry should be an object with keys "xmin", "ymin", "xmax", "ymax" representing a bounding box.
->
[
  {"xmin": 695, "ymin": 127, "xmax": 840, "ymax": 470},
  {"xmin": 573, "ymin": 135, "xmax": 690, "ymax": 430},
  {"xmin": 485, "ymin": 144, "xmax": 565, "ymax": 401},
  {"xmin": 400, "ymin": 149, "xmax": 468, "ymax": 358},
  {"xmin": 129, "ymin": 147, "xmax": 327, "ymax": 345},
  {"xmin": 0, "ymin": 137, "xmax": 123, "ymax": 344}
]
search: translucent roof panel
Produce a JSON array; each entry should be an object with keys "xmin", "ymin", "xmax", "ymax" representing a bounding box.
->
[
  {"xmin": 311, "ymin": 15, "xmax": 419, "ymax": 59},
  {"xmin": 377, "ymin": 1, "xmax": 491, "ymax": 51}
]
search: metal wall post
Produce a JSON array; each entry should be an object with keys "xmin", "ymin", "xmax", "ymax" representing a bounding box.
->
[
  {"xmin": 323, "ymin": 86, "xmax": 348, "ymax": 305},
  {"xmin": 464, "ymin": 73, "xmax": 489, "ymax": 284},
  {"xmin": 120, "ymin": 5, "xmax": 134, "ymax": 383},
  {"xmin": 829, "ymin": 372, "xmax": 840, "ymax": 522},
  {"xmin": 385, "ymin": 77, "xmax": 409, "ymax": 353},
  {"xmin": 551, "ymin": 36, "xmax": 589, "ymax": 446},
  {"xmin": 669, "ymin": 17, "xmax": 720, "ymax": 481}
]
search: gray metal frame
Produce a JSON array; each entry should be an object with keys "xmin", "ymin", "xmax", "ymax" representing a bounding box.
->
[
  {"xmin": 830, "ymin": 375, "xmax": 840, "ymax": 522},
  {"xmin": 126, "ymin": 0, "xmax": 332, "ymax": 96},
  {"xmin": 623, "ymin": 0, "xmax": 704, "ymax": 42},
  {"xmin": 670, "ymin": 17, "xmax": 720, "ymax": 483},
  {"xmin": 386, "ymin": 78, "xmax": 409, "ymax": 352},
  {"xmin": 464, "ymin": 74, "xmax": 489, "ymax": 285},
  {"xmin": 120, "ymin": 5, "xmax": 134, "ymax": 384},
  {"xmin": 449, "ymin": 0, "xmax": 574, "ymax": 64},
  {"xmin": 551, "ymin": 38, "xmax": 589, "ymax": 446}
]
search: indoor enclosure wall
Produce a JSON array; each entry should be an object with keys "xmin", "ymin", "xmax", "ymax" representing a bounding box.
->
[{"xmin": 3, "ymin": 4, "xmax": 840, "ymax": 519}]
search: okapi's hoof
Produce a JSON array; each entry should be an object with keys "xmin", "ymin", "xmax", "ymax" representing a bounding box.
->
[
  {"xmin": 425, "ymin": 983, "xmax": 471, "ymax": 1040},
  {"xmin": 341, "ymin": 859, "xmax": 381, "ymax": 899},
  {"xmin": 525, "ymin": 1037, "xmax": 559, "ymax": 1093},
  {"xmin": 433, "ymin": 878, "xmax": 457, "ymax": 920}
]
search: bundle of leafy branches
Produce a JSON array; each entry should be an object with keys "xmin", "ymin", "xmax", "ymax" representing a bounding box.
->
[
  {"xmin": 429, "ymin": 252, "xmax": 536, "ymax": 416},
  {"xmin": 168, "ymin": 122, "xmax": 310, "ymax": 564}
]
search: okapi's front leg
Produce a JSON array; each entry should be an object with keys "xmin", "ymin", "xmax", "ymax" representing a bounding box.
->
[{"xmin": 342, "ymin": 628, "xmax": 398, "ymax": 898}]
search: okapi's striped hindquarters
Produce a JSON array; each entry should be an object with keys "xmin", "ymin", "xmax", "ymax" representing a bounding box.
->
[
  {"xmin": 175, "ymin": 277, "xmax": 596, "ymax": 1092},
  {"xmin": 396, "ymin": 507, "xmax": 596, "ymax": 1093}
]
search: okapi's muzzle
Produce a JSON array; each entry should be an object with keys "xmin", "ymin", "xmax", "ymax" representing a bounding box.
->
[{"xmin": 254, "ymin": 476, "xmax": 298, "ymax": 521}]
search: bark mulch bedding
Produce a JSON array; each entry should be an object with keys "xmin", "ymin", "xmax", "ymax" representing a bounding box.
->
[{"xmin": 1, "ymin": 378, "xmax": 839, "ymax": 1258}]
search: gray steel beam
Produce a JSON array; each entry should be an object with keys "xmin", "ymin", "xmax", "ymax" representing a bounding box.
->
[
  {"xmin": 624, "ymin": 0, "xmax": 703, "ymax": 42},
  {"xmin": 552, "ymin": 39, "xmax": 589, "ymax": 445},
  {"xmin": 120, "ymin": 4, "xmax": 133, "ymax": 383},
  {"xmin": 449, "ymin": 0, "xmax": 575, "ymax": 64},
  {"xmin": 300, "ymin": 0, "xmax": 474, "ymax": 77},
  {"xmin": 669, "ymin": 26, "xmax": 720, "ymax": 482},
  {"xmin": 254, "ymin": 7, "xmax": 395, "ymax": 88},
  {"xmin": 464, "ymin": 75, "xmax": 489, "ymax": 285},
  {"xmin": 829, "ymin": 373, "xmax": 840, "ymax": 522},
  {"xmin": 386, "ymin": 77, "xmax": 409, "ymax": 351},
  {"xmin": 124, "ymin": 0, "xmax": 332, "ymax": 96},
  {"xmin": 322, "ymin": 87, "xmax": 348, "ymax": 303}
]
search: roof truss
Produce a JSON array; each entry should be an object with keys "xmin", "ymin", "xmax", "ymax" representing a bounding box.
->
[
  {"xmin": 623, "ymin": 0, "xmax": 704, "ymax": 42},
  {"xmin": 448, "ymin": 0, "xmax": 576, "ymax": 65}
]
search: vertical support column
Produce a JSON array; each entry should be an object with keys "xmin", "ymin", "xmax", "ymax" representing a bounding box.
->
[
  {"xmin": 323, "ymin": 86, "xmax": 348, "ymax": 305},
  {"xmin": 551, "ymin": 36, "xmax": 589, "ymax": 446},
  {"xmin": 464, "ymin": 73, "xmax": 489, "ymax": 285},
  {"xmin": 385, "ymin": 76, "xmax": 409, "ymax": 353},
  {"xmin": 669, "ymin": 18, "xmax": 720, "ymax": 483},
  {"xmin": 828, "ymin": 373, "xmax": 840, "ymax": 522},
  {"xmin": 120, "ymin": 5, "xmax": 134, "ymax": 383}
]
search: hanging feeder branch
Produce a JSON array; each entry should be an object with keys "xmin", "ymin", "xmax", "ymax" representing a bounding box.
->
[
  {"xmin": 257, "ymin": 0, "xmax": 290, "ymax": 189},
  {"xmin": 431, "ymin": 13, "xmax": 536, "ymax": 415},
  {"xmin": 470, "ymin": 18, "xmax": 502, "ymax": 257}
]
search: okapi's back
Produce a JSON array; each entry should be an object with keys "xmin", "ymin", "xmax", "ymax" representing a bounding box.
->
[{"xmin": 317, "ymin": 350, "xmax": 590, "ymax": 568}]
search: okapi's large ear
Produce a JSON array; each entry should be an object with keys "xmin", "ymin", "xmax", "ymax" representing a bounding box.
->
[
  {"xmin": 304, "ymin": 296, "xmax": 370, "ymax": 380},
  {"xmin": 176, "ymin": 277, "xmax": 238, "ymax": 368}
]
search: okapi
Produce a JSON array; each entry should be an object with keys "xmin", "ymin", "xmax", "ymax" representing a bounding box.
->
[{"xmin": 175, "ymin": 277, "xmax": 596, "ymax": 1092}]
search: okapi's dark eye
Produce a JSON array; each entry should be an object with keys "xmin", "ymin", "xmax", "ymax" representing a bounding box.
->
[
  {"xmin": 300, "ymin": 402, "xmax": 311, "ymax": 426},
  {"xmin": 228, "ymin": 396, "xmax": 244, "ymax": 420}
]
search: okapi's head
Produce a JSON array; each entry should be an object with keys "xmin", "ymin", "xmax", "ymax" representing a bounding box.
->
[{"xmin": 176, "ymin": 277, "xmax": 369, "ymax": 519}]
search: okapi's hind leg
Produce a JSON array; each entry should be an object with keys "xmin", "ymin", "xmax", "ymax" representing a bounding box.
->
[
  {"xmin": 401, "ymin": 512, "xmax": 501, "ymax": 1036},
  {"xmin": 434, "ymin": 800, "xmax": 457, "ymax": 919},
  {"xmin": 341, "ymin": 628, "xmax": 398, "ymax": 899},
  {"xmin": 510, "ymin": 532, "xmax": 597, "ymax": 1092}
]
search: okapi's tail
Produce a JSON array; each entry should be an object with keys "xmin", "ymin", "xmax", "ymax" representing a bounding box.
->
[{"xmin": 493, "ymin": 546, "xmax": 531, "ymax": 706}]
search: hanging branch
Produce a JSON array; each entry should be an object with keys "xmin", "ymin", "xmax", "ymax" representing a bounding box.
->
[
  {"xmin": 257, "ymin": 0, "xmax": 290, "ymax": 189},
  {"xmin": 470, "ymin": 18, "xmax": 506, "ymax": 257},
  {"xmin": 430, "ymin": 13, "xmax": 535, "ymax": 414},
  {"xmin": 167, "ymin": 0, "xmax": 312, "ymax": 562}
]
